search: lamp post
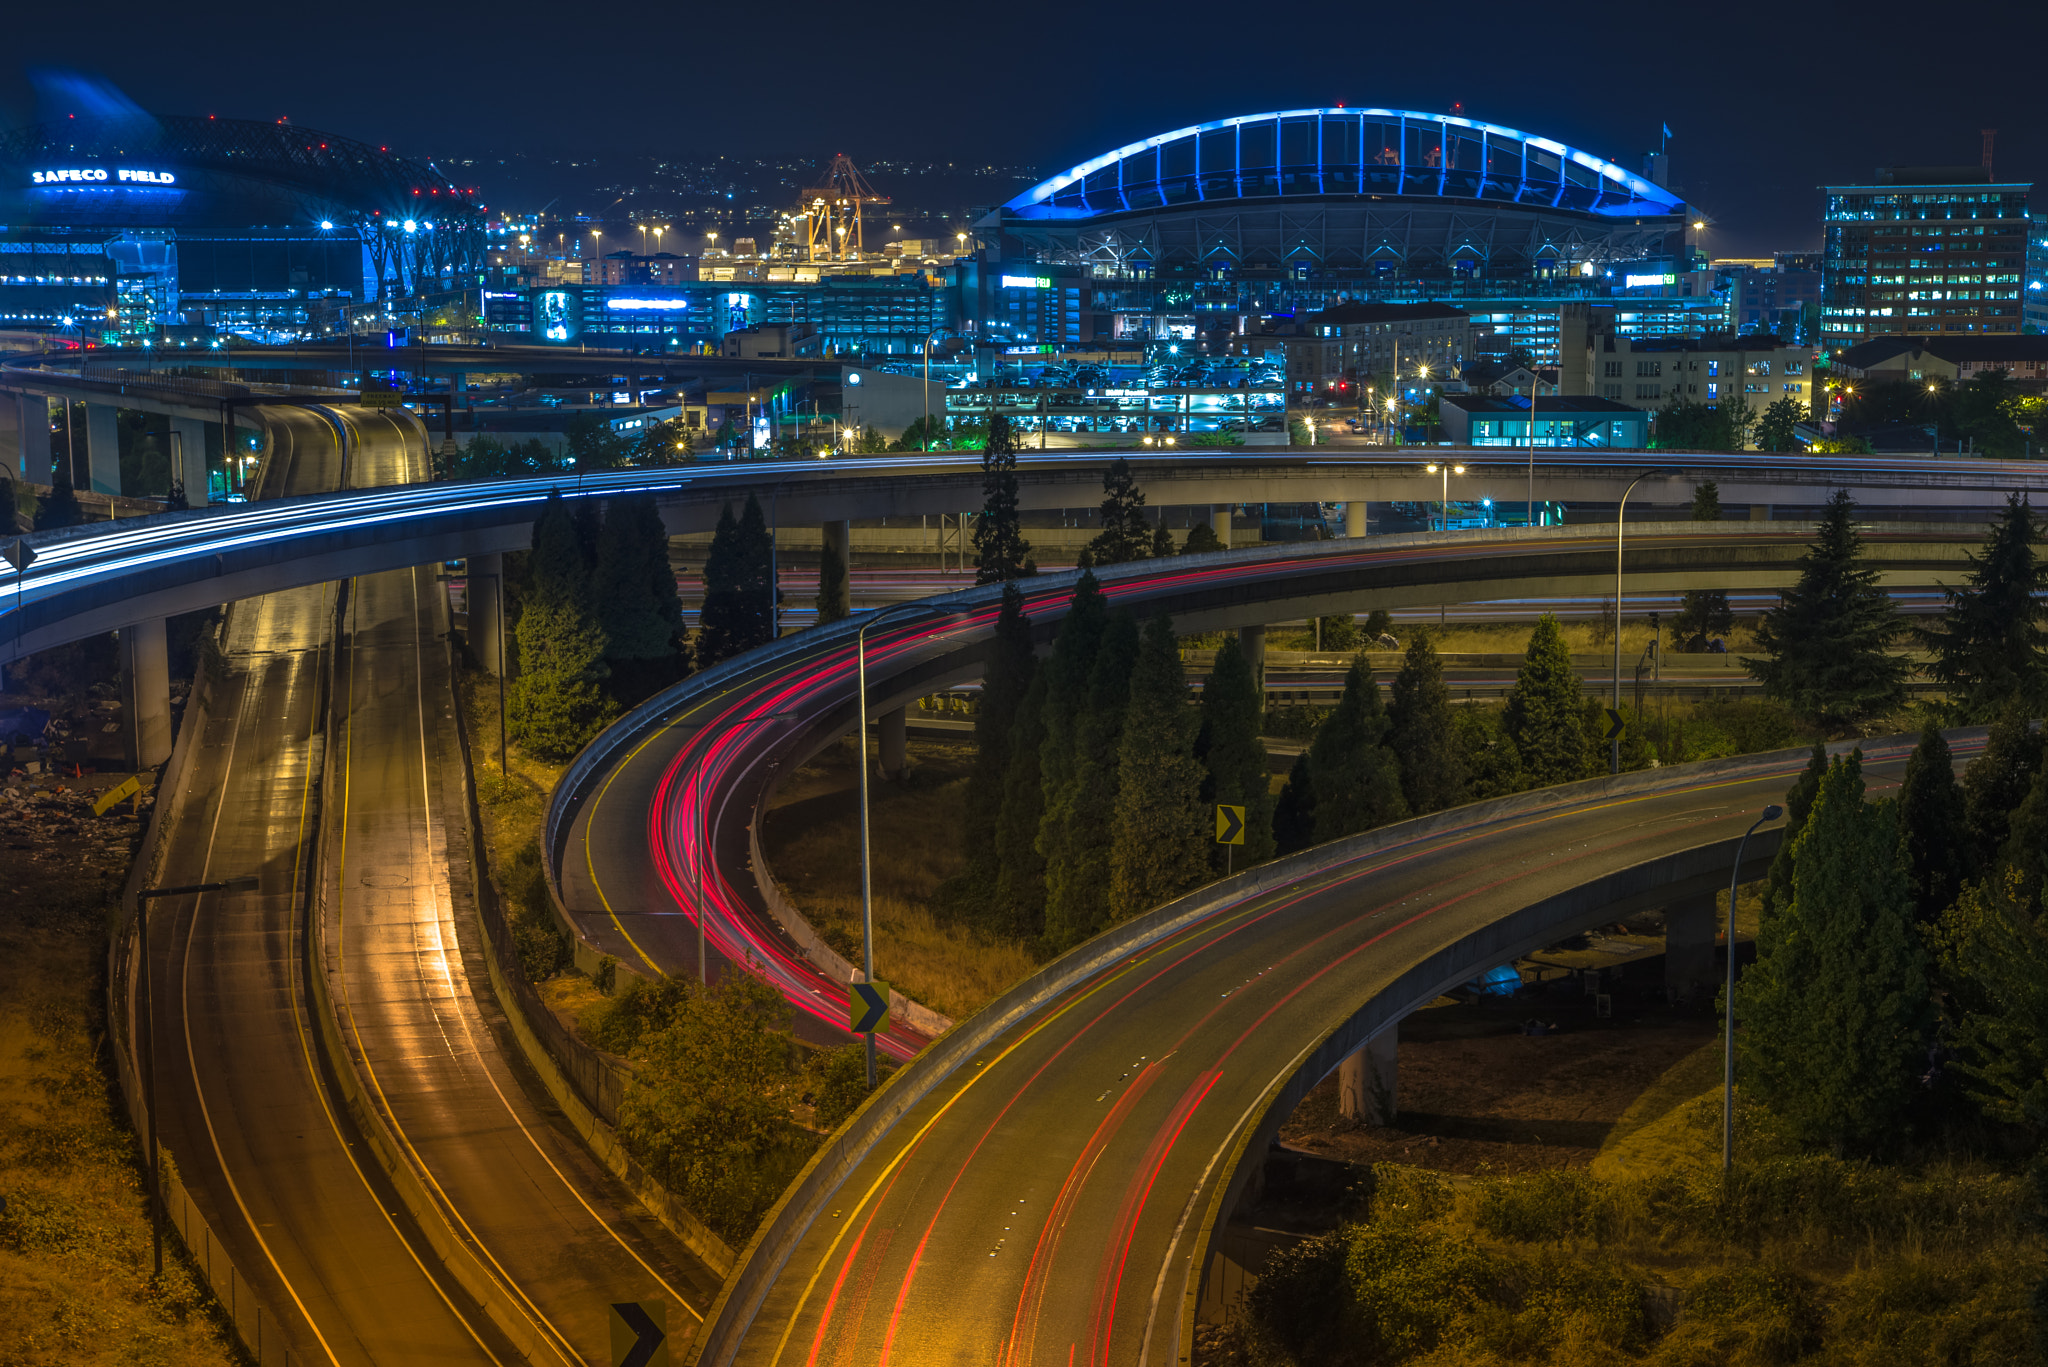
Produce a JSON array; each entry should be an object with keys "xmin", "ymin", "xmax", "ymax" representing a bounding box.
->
[
  {"xmin": 686, "ymin": 711, "xmax": 799, "ymax": 984},
  {"xmin": 1724, "ymin": 803, "xmax": 1783, "ymax": 1175},
  {"xmin": 919, "ymin": 327, "xmax": 946, "ymax": 450},
  {"xmin": 136, "ymin": 876, "xmax": 257, "ymax": 1276},
  {"xmin": 855, "ymin": 600, "xmax": 966, "ymax": 1084},
  {"xmin": 1423, "ymin": 461, "xmax": 1465, "ymax": 532},
  {"xmin": 1611, "ymin": 468, "xmax": 1675, "ymax": 773}
]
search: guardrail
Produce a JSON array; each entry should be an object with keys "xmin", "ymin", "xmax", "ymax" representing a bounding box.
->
[
  {"xmin": 111, "ymin": 610, "xmax": 308, "ymax": 1366},
  {"xmin": 680, "ymin": 736, "xmax": 1917, "ymax": 1365}
]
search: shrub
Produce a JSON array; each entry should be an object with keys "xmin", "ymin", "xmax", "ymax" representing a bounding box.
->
[
  {"xmin": 499, "ymin": 840, "xmax": 569, "ymax": 982},
  {"xmin": 1344, "ymin": 1220, "xmax": 1499, "ymax": 1359},
  {"xmin": 1471, "ymin": 1168, "xmax": 1605, "ymax": 1244},
  {"xmin": 805, "ymin": 1043, "xmax": 873, "ymax": 1130},
  {"xmin": 1242, "ymin": 1233, "xmax": 1355, "ymax": 1367}
]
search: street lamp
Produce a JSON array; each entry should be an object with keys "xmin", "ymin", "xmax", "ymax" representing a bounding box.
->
[
  {"xmin": 1423, "ymin": 461, "xmax": 1465, "ymax": 531},
  {"xmin": 1725, "ymin": 803, "xmax": 1783, "ymax": 1176},
  {"xmin": 135, "ymin": 876, "xmax": 257, "ymax": 1276},
  {"xmin": 1611, "ymin": 468, "xmax": 1676, "ymax": 773},
  {"xmin": 855, "ymin": 600, "xmax": 968, "ymax": 1084}
]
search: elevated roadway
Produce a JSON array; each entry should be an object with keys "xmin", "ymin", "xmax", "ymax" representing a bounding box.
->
[{"xmin": 6, "ymin": 447, "xmax": 2044, "ymax": 664}]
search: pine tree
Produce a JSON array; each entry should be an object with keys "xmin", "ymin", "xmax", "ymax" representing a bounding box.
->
[
  {"xmin": 1674, "ymin": 482, "xmax": 1734, "ymax": 649},
  {"xmin": 1307, "ymin": 656, "xmax": 1408, "ymax": 843},
  {"xmin": 990, "ymin": 670, "xmax": 1051, "ymax": 939},
  {"xmin": 1765, "ymin": 742, "xmax": 1829, "ymax": 915},
  {"xmin": 530, "ymin": 489, "xmax": 590, "ymax": 607},
  {"xmin": 1964, "ymin": 708, "xmax": 2045, "ymax": 874},
  {"xmin": 1745, "ymin": 488, "xmax": 1910, "ymax": 723},
  {"xmin": 953, "ymin": 584, "xmax": 1034, "ymax": 918},
  {"xmin": 1272, "ymin": 752, "xmax": 1317, "ymax": 855},
  {"xmin": 1454, "ymin": 706, "xmax": 1525, "ymax": 801},
  {"xmin": 1201, "ymin": 634, "xmax": 1276, "ymax": 870},
  {"xmin": 1899, "ymin": 722, "xmax": 1968, "ymax": 923},
  {"xmin": 697, "ymin": 495, "xmax": 774, "ymax": 666},
  {"xmin": 1922, "ymin": 493, "xmax": 2048, "ymax": 722},
  {"xmin": 1736, "ymin": 752, "xmax": 1932, "ymax": 1154},
  {"xmin": 1082, "ymin": 458, "xmax": 1152, "ymax": 566},
  {"xmin": 815, "ymin": 538, "xmax": 850, "ymax": 625},
  {"xmin": 509, "ymin": 578, "xmax": 617, "ymax": 760},
  {"xmin": 35, "ymin": 468, "xmax": 84, "ymax": 530},
  {"xmin": 1151, "ymin": 522, "xmax": 1177, "ymax": 559},
  {"xmin": 1041, "ymin": 609, "xmax": 1140, "ymax": 951},
  {"xmin": 1504, "ymin": 614, "xmax": 1592, "ymax": 787},
  {"xmin": 971, "ymin": 422, "xmax": 1033, "ymax": 584},
  {"xmin": 592, "ymin": 493, "xmax": 688, "ymax": 704},
  {"xmin": 1388, "ymin": 628, "xmax": 1465, "ymax": 814},
  {"xmin": 1183, "ymin": 521, "xmax": 1226, "ymax": 555},
  {"xmin": 1109, "ymin": 615, "xmax": 1210, "ymax": 920},
  {"xmin": 1997, "ymin": 759, "xmax": 2048, "ymax": 918}
]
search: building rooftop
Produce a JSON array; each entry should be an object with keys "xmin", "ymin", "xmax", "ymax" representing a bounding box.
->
[
  {"xmin": 1305, "ymin": 301, "xmax": 1470, "ymax": 327},
  {"xmin": 1834, "ymin": 334, "xmax": 2048, "ymax": 371},
  {"xmin": 1441, "ymin": 395, "xmax": 1644, "ymax": 416}
]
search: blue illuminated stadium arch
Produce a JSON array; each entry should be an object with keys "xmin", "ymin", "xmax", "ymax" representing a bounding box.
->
[{"xmin": 1004, "ymin": 109, "xmax": 1682, "ymax": 221}]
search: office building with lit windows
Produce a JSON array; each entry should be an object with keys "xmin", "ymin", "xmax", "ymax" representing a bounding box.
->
[{"xmin": 1820, "ymin": 167, "xmax": 2031, "ymax": 351}]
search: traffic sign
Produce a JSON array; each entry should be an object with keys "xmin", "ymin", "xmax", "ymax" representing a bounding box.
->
[
  {"xmin": 3, "ymin": 539, "xmax": 35, "ymax": 574},
  {"xmin": 94, "ymin": 775, "xmax": 143, "ymax": 816},
  {"xmin": 1214, "ymin": 804, "xmax": 1246, "ymax": 846},
  {"xmin": 609, "ymin": 1302, "xmax": 667, "ymax": 1367},
  {"xmin": 849, "ymin": 979, "xmax": 890, "ymax": 1035},
  {"xmin": 1602, "ymin": 708, "xmax": 1625, "ymax": 742}
]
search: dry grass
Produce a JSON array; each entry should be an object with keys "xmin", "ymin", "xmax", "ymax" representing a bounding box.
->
[
  {"xmin": 760, "ymin": 738, "xmax": 1040, "ymax": 1021},
  {"xmin": 0, "ymin": 849, "xmax": 238, "ymax": 1367}
]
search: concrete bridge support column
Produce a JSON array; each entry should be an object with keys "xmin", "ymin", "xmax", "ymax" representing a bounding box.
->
[
  {"xmin": 1210, "ymin": 504, "xmax": 1232, "ymax": 548},
  {"xmin": 84, "ymin": 403, "xmax": 121, "ymax": 496},
  {"xmin": 169, "ymin": 416, "xmax": 210, "ymax": 506},
  {"xmin": 821, "ymin": 520, "xmax": 852, "ymax": 618},
  {"xmin": 470, "ymin": 552, "xmax": 505, "ymax": 675},
  {"xmin": 1344, "ymin": 501, "xmax": 1367, "ymax": 538},
  {"xmin": 1664, "ymin": 893, "xmax": 1720, "ymax": 1001},
  {"xmin": 1339, "ymin": 1024, "xmax": 1398, "ymax": 1125},
  {"xmin": 19, "ymin": 395, "xmax": 51, "ymax": 482},
  {"xmin": 1238, "ymin": 624, "xmax": 1265, "ymax": 701},
  {"xmin": 878, "ymin": 705, "xmax": 907, "ymax": 780},
  {"xmin": 120, "ymin": 618, "xmax": 172, "ymax": 769}
]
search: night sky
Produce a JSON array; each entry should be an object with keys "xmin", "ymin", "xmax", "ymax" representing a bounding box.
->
[{"xmin": 7, "ymin": 0, "xmax": 2043, "ymax": 258}]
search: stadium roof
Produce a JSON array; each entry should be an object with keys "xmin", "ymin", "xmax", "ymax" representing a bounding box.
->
[{"xmin": 1004, "ymin": 108, "xmax": 1683, "ymax": 223}]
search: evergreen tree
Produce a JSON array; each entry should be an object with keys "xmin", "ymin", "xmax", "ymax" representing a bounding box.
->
[
  {"xmin": 1306, "ymin": 656, "xmax": 1408, "ymax": 843},
  {"xmin": 1200, "ymin": 634, "xmax": 1276, "ymax": 870},
  {"xmin": 1735, "ymin": 752, "xmax": 1932, "ymax": 1154},
  {"xmin": 1272, "ymin": 752, "xmax": 1317, "ymax": 856},
  {"xmin": 1504, "ymin": 614, "xmax": 1592, "ymax": 787},
  {"xmin": 971, "ymin": 421, "xmax": 1034, "ymax": 584},
  {"xmin": 530, "ymin": 489, "xmax": 591, "ymax": 607},
  {"xmin": 1765, "ymin": 741, "xmax": 1829, "ymax": 915},
  {"xmin": 697, "ymin": 495, "xmax": 774, "ymax": 666},
  {"xmin": 1082, "ymin": 458, "xmax": 1152, "ymax": 566},
  {"xmin": 990, "ymin": 670, "xmax": 1050, "ymax": 939},
  {"xmin": 1110, "ymin": 615, "xmax": 1211, "ymax": 920},
  {"xmin": 510, "ymin": 500, "xmax": 618, "ymax": 759},
  {"xmin": 1041, "ymin": 608, "xmax": 1140, "ymax": 950},
  {"xmin": 1745, "ymin": 489, "xmax": 1910, "ymax": 723},
  {"xmin": 1453, "ymin": 706, "xmax": 1525, "ymax": 801},
  {"xmin": 1922, "ymin": 493, "xmax": 2048, "ymax": 721},
  {"xmin": 1151, "ymin": 522, "xmax": 1177, "ymax": 559},
  {"xmin": 1183, "ymin": 521, "xmax": 1226, "ymax": 555},
  {"xmin": 592, "ymin": 493, "xmax": 688, "ymax": 704},
  {"xmin": 1998, "ymin": 759, "xmax": 2048, "ymax": 917},
  {"xmin": 35, "ymin": 468, "xmax": 84, "ymax": 531},
  {"xmin": 1388, "ymin": 628, "xmax": 1465, "ymax": 814},
  {"xmin": 815, "ymin": 538, "xmax": 850, "ymax": 625},
  {"xmin": 1963, "ymin": 708, "xmax": 2045, "ymax": 874},
  {"xmin": 1899, "ymin": 722, "xmax": 1968, "ymax": 924},
  {"xmin": 1755, "ymin": 395, "xmax": 1806, "ymax": 453},
  {"xmin": 1674, "ymin": 482, "xmax": 1734, "ymax": 649},
  {"xmin": 953, "ymin": 584, "xmax": 1034, "ymax": 917}
]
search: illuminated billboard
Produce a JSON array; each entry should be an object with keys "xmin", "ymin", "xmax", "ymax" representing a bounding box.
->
[{"xmin": 536, "ymin": 289, "xmax": 580, "ymax": 343}]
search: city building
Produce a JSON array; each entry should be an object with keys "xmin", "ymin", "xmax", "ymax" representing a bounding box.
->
[
  {"xmin": 1569, "ymin": 331, "xmax": 1817, "ymax": 420},
  {"xmin": 588, "ymin": 251, "xmax": 696, "ymax": 287},
  {"xmin": 1820, "ymin": 166, "xmax": 2031, "ymax": 351},
  {"xmin": 0, "ymin": 114, "xmax": 486, "ymax": 342},
  {"xmin": 1717, "ymin": 253, "xmax": 1822, "ymax": 340},
  {"xmin": 974, "ymin": 107, "xmax": 1696, "ymax": 363},
  {"xmin": 490, "ymin": 273, "xmax": 947, "ymax": 356},
  {"xmin": 1282, "ymin": 301, "xmax": 1469, "ymax": 396},
  {"xmin": 1830, "ymin": 334, "xmax": 2048, "ymax": 387},
  {"xmin": 1436, "ymin": 394, "xmax": 1649, "ymax": 448}
]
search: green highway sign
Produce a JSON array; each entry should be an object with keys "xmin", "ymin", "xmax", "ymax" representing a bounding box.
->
[
  {"xmin": 850, "ymin": 979, "xmax": 890, "ymax": 1035},
  {"xmin": 1215, "ymin": 804, "xmax": 1246, "ymax": 846},
  {"xmin": 1602, "ymin": 707, "xmax": 1625, "ymax": 742},
  {"xmin": 609, "ymin": 1301, "xmax": 667, "ymax": 1367}
]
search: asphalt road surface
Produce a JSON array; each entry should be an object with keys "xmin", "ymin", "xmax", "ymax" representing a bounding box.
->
[{"xmin": 732, "ymin": 726, "xmax": 1978, "ymax": 1366}]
